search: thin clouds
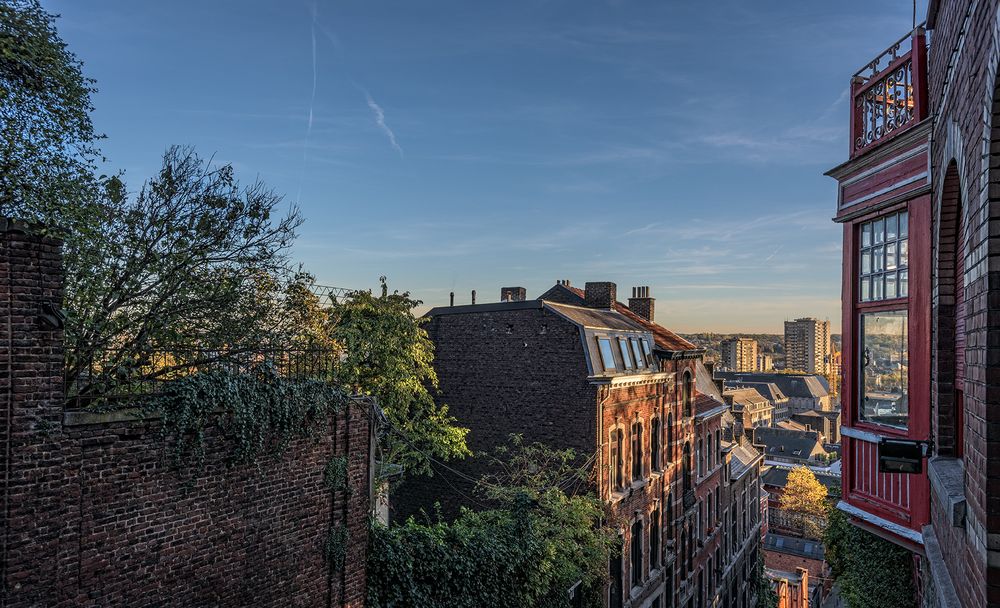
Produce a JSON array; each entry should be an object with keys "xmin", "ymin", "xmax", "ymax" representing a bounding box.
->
[{"xmin": 364, "ymin": 91, "xmax": 404, "ymax": 156}]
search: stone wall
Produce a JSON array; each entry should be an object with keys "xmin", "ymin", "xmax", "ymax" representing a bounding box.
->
[{"xmin": 0, "ymin": 220, "xmax": 371, "ymax": 607}]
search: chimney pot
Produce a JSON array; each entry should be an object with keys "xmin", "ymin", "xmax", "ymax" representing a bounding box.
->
[
  {"xmin": 628, "ymin": 285, "xmax": 655, "ymax": 321},
  {"xmin": 471, "ymin": 289, "xmax": 476, "ymax": 305},
  {"xmin": 450, "ymin": 292, "xmax": 454, "ymax": 307},
  {"xmin": 583, "ymin": 282, "xmax": 617, "ymax": 309}
]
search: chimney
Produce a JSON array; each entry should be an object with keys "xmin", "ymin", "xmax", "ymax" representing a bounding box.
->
[
  {"xmin": 449, "ymin": 292, "xmax": 455, "ymax": 307},
  {"xmin": 500, "ymin": 286, "xmax": 527, "ymax": 302},
  {"xmin": 471, "ymin": 290, "xmax": 476, "ymax": 305},
  {"xmin": 628, "ymin": 286, "xmax": 655, "ymax": 321},
  {"xmin": 556, "ymin": 279, "xmax": 572, "ymax": 287},
  {"xmin": 584, "ymin": 282, "xmax": 617, "ymax": 309}
]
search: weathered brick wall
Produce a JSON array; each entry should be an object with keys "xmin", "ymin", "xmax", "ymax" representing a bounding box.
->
[
  {"xmin": 0, "ymin": 221, "xmax": 370, "ymax": 608},
  {"xmin": 927, "ymin": 2, "xmax": 1000, "ymax": 606},
  {"xmin": 391, "ymin": 306, "xmax": 599, "ymax": 521}
]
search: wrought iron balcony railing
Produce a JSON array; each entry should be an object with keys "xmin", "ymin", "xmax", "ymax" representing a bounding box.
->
[{"xmin": 850, "ymin": 25, "xmax": 928, "ymax": 158}]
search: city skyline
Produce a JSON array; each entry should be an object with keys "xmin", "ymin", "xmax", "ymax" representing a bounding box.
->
[{"xmin": 48, "ymin": 0, "xmax": 927, "ymax": 332}]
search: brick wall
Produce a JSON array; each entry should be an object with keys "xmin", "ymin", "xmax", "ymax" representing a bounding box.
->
[
  {"xmin": 0, "ymin": 221, "xmax": 371, "ymax": 608},
  {"xmin": 391, "ymin": 306, "xmax": 599, "ymax": 521},
  {"xmin": 926, "ymin": 1, "xmax": 1000, "ymax": 606}
]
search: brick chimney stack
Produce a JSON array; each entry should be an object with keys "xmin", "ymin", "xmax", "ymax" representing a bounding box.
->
[
  {"xmin": 500, "ymin": 286, "xmax": 526, "ymax": 302},
  {"xmin": 628, "ymin": 286, "xmax": 654, "ymax": 321},
  {"xmin": 584, "ymin": 282, "xmax": 616, "ymax": 309}
]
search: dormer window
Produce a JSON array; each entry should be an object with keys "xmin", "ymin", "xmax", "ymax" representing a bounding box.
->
[
  {"xmin": 619, "ymin": 338, "xmax": 634, "ymax": 370},
  {"xmin": 598, "ymin": 338, "xmax": 617, "ymax": 371}
]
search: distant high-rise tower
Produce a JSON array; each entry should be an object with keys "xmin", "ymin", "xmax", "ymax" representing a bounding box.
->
[
  {"xmin": 783, "ymin": 318, "xmax": 831, "ymax": 374},
  {"xmin": 721, "ymin": 337, "xmax": 758, "ymax": 372}
]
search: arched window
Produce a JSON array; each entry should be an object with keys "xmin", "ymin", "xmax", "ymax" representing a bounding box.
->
[
  {"xmin": 651, "ymin": 417, "xmax": 661, "ymax": 471},
  {"xmin": 650, "ymin": 509, "xmax": 661, "ymax": 570},
  {"xmin": 682, "ymin": 371, "xmax": 693, "ymax": 417},
  {"xmin": 667, "ymin": 412, "xmax": 674, "ymax": 463},
  {"xmin": 630, "ymin": 519, "xmax": 644, "ymax": 587},
  {"xmin": 943, "ymin": 161, "xmax": 966, "ymax": 457},
  {"xmin": 682, "ymin": 442, "xmax": 692, "ymax": 494},
  {"xmin": 697, "ymin": 438, "xmax": 703, "ymax": 478},
  {"xmin": 632, "ymin": 421, "xmax": 644, "ymax": 481},
  {"xmin": 610, "ymin": 428, "xmax": 625, "ymax": 492}
]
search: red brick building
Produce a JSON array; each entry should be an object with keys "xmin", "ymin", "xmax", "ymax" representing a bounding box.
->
[
  {"xmin": 826, "ymin": 2, "xmax": 1000, "ymax": 605},
  {"xmin": 393, "ymin": 281, "xmax": 763, "ymax": 608},
  {"xmin": 0, "ymin": 220, "xmax": 373, "ymax": 608}
]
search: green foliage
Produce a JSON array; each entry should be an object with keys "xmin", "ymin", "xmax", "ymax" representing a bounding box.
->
[
  {"xmin": 324, "ymin": 455, "xmax": 349, "ymax": 494},
  {"xmin": 824, "ymin": 508, "xmax": 916, "ymax": 608},
  {"xmin": 151, "ymin": 366, "xmax": 347, "ymax": 466},
  {"xmin": 330, "ymin": 278, "xmax": 469, "ymax": 476},
  {"xmin": 367, "ymin": 438, "xmax": 615, "ymax": 608},
  {"xmin": 753, "ymin": 553, "xmax": 778, "ymax": 608},
  {"xmin": 325, "ymin": 524, "xmax": 349, "ymax": 572},
  {"xmin": 0, "ymin": 0, "xmax": 103, "ymax": 225}
]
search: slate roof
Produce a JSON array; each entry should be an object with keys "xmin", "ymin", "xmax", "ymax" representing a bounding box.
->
[
  {"xmin": 724, "ymin": 387, "xmax": 769, "ymax": 411},
  {"xmin": 544, "ymin": 301, "xmax": 650, "ymax": 332},
  {"xmin": 725, "ymin": 381, "xmax": 788, "ymax": 403},
  {"xmin": 753, "ymin": 427, "xmax": 827, "ymax": 460},
  {"xmin": 761, "ymin": 465, "xmax": 840, "ymax": 492},
  {"xmin": 764, "ymin": 533, "xmax": 825, "ymax": 560},
  {"xmin": 538, "ymin": 283, "xmax": 698, "ymax": 352},
  {"xmin": 730, "ymin": 440, "xmax": 763, "ymax": 479},
  {"xmin": 715, "ymin": 372, "xmax": 829, "ymax": 399}
]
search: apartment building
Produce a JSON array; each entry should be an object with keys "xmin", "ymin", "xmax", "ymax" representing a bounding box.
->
[
  {"xmin": 783, "ymin": 318, "xmax": 831, "ymax": 376},
  {"xmin": 393, "ymin": 282, "xmax": 763, "ymax": 608},
  {"xmin": 721, "ymin": 338, "xmax": 758, "ymax": 372}
]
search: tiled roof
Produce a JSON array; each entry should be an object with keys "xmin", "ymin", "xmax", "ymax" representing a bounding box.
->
[
  {"xmin": 754, "ymin": 427, "xmax": 827, "ymax": 459},
  {"xmin": 730, "ymin": 441, "xmax": 762, "ymax": 478},
  {"xmin": 538, "ymin": 283, "xmax": 698, "ymax": 352},
  {"xmin": 716, "ymin": 372, "xmax": 829, "ymax": 399},
  {"xmin": 725, "ymin": 381, "xmax": 787, "ymax": 403},
  {"xmin": 724, "ymin": 387, "xmax": 769, "ymax": 410}
]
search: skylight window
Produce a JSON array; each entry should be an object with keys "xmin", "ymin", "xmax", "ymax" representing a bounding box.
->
[
  {"xmin": 598, "ymin": 338, "xmax": 617, "ymax": 371},
  {"xmin": 630, "ymin": 338, "xmax": 645, "ymax": 368},
  {"xmin": 619, "ymin": 338, "xmax": 633, "ymax": 369}
]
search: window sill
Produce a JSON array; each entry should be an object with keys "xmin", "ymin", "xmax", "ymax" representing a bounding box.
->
[
  {"xmin": 928, "ymin": 456, "xmax": 966, "ymax": 528},
  {"xmin": 630, "ymin": 479, "xmax": 648, "ymax": 491}
]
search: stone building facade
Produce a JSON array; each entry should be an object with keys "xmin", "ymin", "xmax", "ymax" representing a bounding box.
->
[{"xmin": 0, "ymin": 220, "xmax": 373, "ymax": 608}]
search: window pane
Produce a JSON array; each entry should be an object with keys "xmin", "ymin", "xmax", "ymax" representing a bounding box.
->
[
  {"xmin": 899, "ymin": 239, "xmax": 908, "ymax": 268},
  {"xmin": 619, "ymin": 338, "xmax": 633, "ymax": 369},
  {"xmin": 886, "ymin": 213, "xmax": 898, "ymax": 241},
  {"xmin": 900, "ymin": 270, "xmax": 908, "ymax": 296},
  {"xmin": 860, "ymin": 310, "xmax": 909, "ymax": 429},
  {"xmin": 899, "ymin": 211, "xmax": 908, "ymax": 237},
  {"xmin": 631, "ymin": 339, "xmax": 645, "ymax": 368},
  {"xmin": 886, "ymin": 242, "xmax": 897, "ymax": 271},
  {"xmin": 873, "ymin": 218, "xmax": 885, "ymax": 244},
  {"xmin": 885, "ymin": 271, "xmax": 897, "ymax": 299},
  {"xmin": 873, "ymin": 246, "xmax": 884, "ymax": 272},
  {"xmin": 599, "ymin": 339, "xmax": 617, "ymax": 371},
  {"xmin": 873, "ymin": 275, "xmax": 884, "ymax": 300},
  {"xmin": 861, "ymin": 249, "xmax": 871, "ymax": 274},
  {"xmin": 861, "ymin": 277, "xmax": 871, "ymax": 301},
  {"xmin": 862, "ymin": 223, "xmax": 872, "ymax": 247}
]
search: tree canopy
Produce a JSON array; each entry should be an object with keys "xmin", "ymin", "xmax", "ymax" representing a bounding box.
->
[
  {"xmin": 1, "ymin": 0, "xmax": 102, "ymax": 227},
  {"xmin": 779, "ymin": 466, "xmax": 828, "ymax": 516},
  {"xmin": 824, "ymin": 508, "xmax": 916, "ymax": 608}
]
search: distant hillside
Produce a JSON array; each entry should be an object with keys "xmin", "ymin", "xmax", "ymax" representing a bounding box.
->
[{"xmin": 681, "ymin": 333, "xmax": 842, "ymax": 369}]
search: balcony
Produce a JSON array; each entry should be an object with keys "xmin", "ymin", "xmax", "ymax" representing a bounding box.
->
[{"xmin": 850, "ymin": 26, "xmax": 927, "ymax": 158}]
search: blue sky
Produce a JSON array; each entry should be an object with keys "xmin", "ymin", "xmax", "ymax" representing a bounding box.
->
[{"xmin": 48, "ymin": 0, "xmax": 927, "ymax": 332}]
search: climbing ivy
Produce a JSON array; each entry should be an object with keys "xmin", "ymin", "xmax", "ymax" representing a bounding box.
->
[
  {"xmin": 324, "ymin": 455, "xmax": 350, "ymax": 494},
  {"xmin": 824, "ymin": 508, "xmax": 916, "ymax": 608},
  {"xmin": 149, "ymin": 365, "xmax": 348, "ymax": 467},
  {"xmin": 324, "ymin": 524, "xmax": 349, "ymax": 572}
]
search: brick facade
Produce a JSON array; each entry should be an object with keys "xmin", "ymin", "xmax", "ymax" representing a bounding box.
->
[
  {"xmin": 0, "ymin": 221, "xmax": 371, "ymax": 608},
  {"xmin": 394, "ymin": 284, "xmax": 762, "ymax": 608}
]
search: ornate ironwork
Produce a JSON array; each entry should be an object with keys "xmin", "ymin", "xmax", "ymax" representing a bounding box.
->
[
  {"xmin": 853, "ymin": 23, "xmax": 924, "ymax": 82},
  {"xmin": 854, "ymin": 61, "xmax": 914, "ymax": 153}
]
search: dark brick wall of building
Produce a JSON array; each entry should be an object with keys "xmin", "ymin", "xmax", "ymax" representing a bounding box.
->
[
  {"xmin": 926, "ymin": 2, "xmax": 1000, "ymax": 606},
  {"xmin": 0, "ymin": 222, "xmax": 370, "ymax": 608},
  {"xmin": 391, "ymin": 306, "xmax": 598, "ymax": 521}
]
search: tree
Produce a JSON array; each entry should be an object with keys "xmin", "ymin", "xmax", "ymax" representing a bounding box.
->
[
  {"xmin": 824, "ymin": 508, "xmax": 916, "ymax": 608},
  {"xmin": 778, "ymin": 466, "xmax": 828, "ymax": 538},
  {"xmin": 367, "ymin": 436, "xmax": 616, "ymax": 608},
  {"xmin": 63, "ymin": 147, "xmax": 309, "ymax": 402},
  {"xmin": 753, "ymin": 553, "xmax": 778, "ymax": 608},
  {"xmin": 329, "ymin": 280, "xmax": 470, "ymax": 476},
  {"xmin": 1, "ymin": 0, "xmax": 103, "ymax": 227}
]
